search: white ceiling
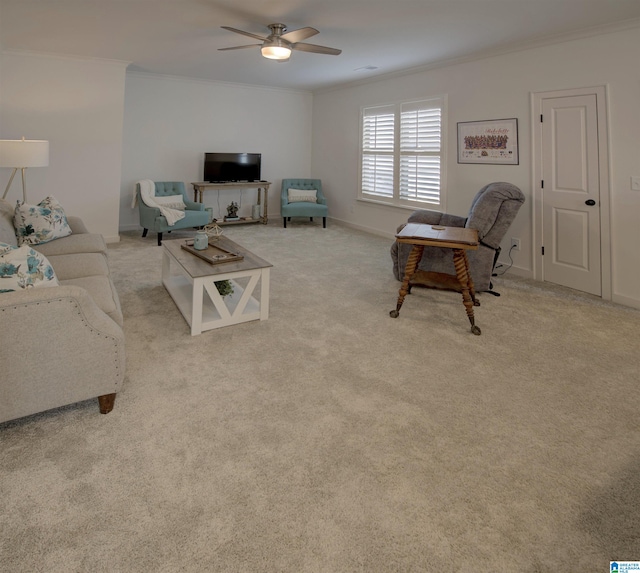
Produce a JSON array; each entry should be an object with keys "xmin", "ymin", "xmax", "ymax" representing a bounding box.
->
[{"xmin": 1, "ymin": 0, "xmax": 639, "ymax": 91}]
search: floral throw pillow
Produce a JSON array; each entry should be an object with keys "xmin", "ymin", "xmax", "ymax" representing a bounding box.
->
[
  {"xmin": 0, "ymin": 242, "xmax": 59, "ymax": 292},
  {"xmin": 14, "ymin": 196, "xmax": 72, "ymax": 246}
]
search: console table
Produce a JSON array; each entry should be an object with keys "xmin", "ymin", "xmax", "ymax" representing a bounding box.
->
[{"xmin": 191, "ymin": 181, "xmax": 270, "ymax": 226}]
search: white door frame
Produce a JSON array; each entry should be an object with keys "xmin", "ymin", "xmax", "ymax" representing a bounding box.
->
[{"xmin": 531, "ymin": 85, "xmax": 612, "ymax": 300}]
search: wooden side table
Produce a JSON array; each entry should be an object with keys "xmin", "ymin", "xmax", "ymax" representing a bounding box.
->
[{"xmin": 390, "ymin": 223, "xmax": 482, "ymax": 335}]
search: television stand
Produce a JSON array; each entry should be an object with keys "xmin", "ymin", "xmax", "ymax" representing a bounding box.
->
[{"xmin": 191, "ymin": 181, "xmax": 271, "ymax": 226}]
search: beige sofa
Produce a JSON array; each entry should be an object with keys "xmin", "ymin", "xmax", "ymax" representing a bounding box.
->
[{"xmin": 0, "ymin": 199, "xmax": 125, "ymax": 423}]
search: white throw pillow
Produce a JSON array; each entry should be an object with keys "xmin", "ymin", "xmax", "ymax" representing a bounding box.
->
[
  {"xmin": 0, "ymin": 242, "xmax": 59, "ymax": 292},
  {"xmin": 13, "ymin": 196, "xmax": 72, "ymax": 246},
  {"xmin": 288, "ymin": 189, "xmax": 317, "ymax": 203},
  {"xmin": 154, "ymin": 194, "xmax": 186, "ymax": 210}
]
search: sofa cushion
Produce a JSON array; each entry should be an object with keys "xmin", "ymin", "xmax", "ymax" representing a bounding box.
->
[
  {"xmin": 33, "ymin": 232, "xmax": 107, "ymax": 257},
  {"xmin": 60, "ymin": 275, "xmax": 123, "ymax": 327},
  {"xmin": 0, "ymin": 242, "xmax": 59, "ymax": 292},
  {"xmin": 14, "ymin": 196, "xmax": 72, "ymax": 246},
  {"xmin": 45, "ymin": 252, "xmax": 110, "ymax": 280},
  {"xmin": 0, "ymin": 199, "xmax": 18, "ymax": 247}
]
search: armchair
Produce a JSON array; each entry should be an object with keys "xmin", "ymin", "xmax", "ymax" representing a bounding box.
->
[
  {"xmin": 137, "ymin": 181, "xmax": 210, "ymax": 245},
  {"xmin": 391, "ymin": 182, "xmax": 525, "ymax": 292},
  {"xmin": 281, "ymin": 179, "xmax": 328, "ymax": 228}
]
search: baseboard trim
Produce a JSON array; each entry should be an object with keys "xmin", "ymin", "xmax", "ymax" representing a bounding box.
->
[
  {"xmin": 119, "ymin": 224, "xmax": 141, "ymax": 233},
  {"xmin": 495, "ymin": 264, "xmax": 532, "ymax": 280},
  {"xmin": 612, "ymin": 292, "xmax": 640, "ymax": 310},
  {"xmin": 329, "ymin": 217, "xmax": 396, "ymax": 240}
]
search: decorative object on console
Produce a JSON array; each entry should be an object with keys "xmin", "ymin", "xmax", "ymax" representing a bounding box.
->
[
  {"xmin": 225, "ymin": 201, "xmax": 239, "ymax": 221},
  {"xmin": 13, "ymin": 196, "xmax": 72, "ymax": 246},
  {"xmin": 0, "ymin": 138, "xmax": 49, "ymax": 202},
  {"xmin": 0, "ymin": 241, "xmax": 59, "ymax": 291},
  {"xmin": 252, "ymin": 204, "xmax": 261, "ymax": 220}
]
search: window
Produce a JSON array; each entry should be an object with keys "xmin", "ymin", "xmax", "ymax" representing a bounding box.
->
[{"xmin": 360, "ymin": 97, "xmax": 445, "ymax": 208}]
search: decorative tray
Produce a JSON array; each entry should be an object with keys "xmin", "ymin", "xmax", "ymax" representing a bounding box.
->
[{"xmin": 181, "ymin": 239, "xmax": 244, "ymax": 265}]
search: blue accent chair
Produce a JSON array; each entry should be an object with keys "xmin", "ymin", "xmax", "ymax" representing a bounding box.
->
[
  {"xmin": 137, "ymin": 181, "xmax": 210, "ymax": 245},
  {"xmin": 281, "ymin": 178, "xmax": 328, "ymax": 228}
]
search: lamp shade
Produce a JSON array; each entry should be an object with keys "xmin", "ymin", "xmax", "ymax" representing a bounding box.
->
[
  {"xmin": 0, "ymin": 139, "xmax": 49, "ymax": 168},
  {"xmin": 261, "ymin": 40, "xmax": 291, "ymax": 61}
]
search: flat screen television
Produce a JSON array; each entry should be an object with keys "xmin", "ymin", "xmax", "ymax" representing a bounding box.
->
[{"xmin": 204, "ymin": 152, "xmax": 261, "ymax": 183}]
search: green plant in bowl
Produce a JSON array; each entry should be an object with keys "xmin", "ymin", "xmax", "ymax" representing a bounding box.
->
[{"xmin": 215, "ymin": 280, "xmax": 234, "ymax": 298}]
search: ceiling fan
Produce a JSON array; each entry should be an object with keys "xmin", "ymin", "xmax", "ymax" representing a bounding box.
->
[{"xmin": 219, "ymin": 23, "xmax": 341, "ymax": 62}]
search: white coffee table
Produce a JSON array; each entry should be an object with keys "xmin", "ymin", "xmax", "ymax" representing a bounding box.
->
[{"xmin": 162, "ymin": 236, "xmax": 272, "ymax": 335}]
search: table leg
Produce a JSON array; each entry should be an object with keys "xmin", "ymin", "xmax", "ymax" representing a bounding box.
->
[
  {"xmin": 453, "ymin": 249, "xmax": 481, "ymax": 335},
  {"xmin": 462, "ymin": 250, "xmax": 480, "ymax": 308},
  {"xmin": 390, "ymin": 245, "xmax": 424, "ymax": 318}
]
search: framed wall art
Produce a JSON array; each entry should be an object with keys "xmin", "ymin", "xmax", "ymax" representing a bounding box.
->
[{"xmin": 457, "ymin": 118, "xmax": 519, "ymax": 165}]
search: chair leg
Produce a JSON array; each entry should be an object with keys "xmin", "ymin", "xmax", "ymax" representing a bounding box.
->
[
  {"xmin": 142, "ymin": 228, "xmax": 148, "ymax": 237},
  {"xmin": 157, "ymin": 232, "xmax": 163, "ymax": 246},
  {"xmin": 288, "ymin": 217, "xmax": 291, "ymax": 221},
  {"xmin": 283, "ymin": 217, "xmax": 287, "ymax": 228},
  {"xmin": 310, "ymin": 217, "xmax": 313, "ymax": 222},
  {"xmin": 323, "ymin": 217, "xmax": 327, "ymax": 228}
]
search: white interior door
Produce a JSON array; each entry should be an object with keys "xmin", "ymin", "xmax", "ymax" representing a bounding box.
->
[{"xmin": 541, "ymin": 94, "xmax": 601, "ymax": 296}]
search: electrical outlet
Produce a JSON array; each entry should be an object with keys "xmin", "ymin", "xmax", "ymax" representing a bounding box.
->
[{"xmin": 510, "ymin": 237, "xmax": 520, "ymax": 251}]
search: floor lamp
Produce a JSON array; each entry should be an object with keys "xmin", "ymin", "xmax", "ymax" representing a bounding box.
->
[{"xmin": 0, "ymin": 138, "xmax": 49, "ymax": 203}]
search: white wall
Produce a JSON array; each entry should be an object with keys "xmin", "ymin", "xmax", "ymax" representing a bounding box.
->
[
  {"xmin": 0, "ymin": 51, "xmax": 128, "ymax": 242},
  {"xmin": 312, "ymin": 26, "xmax": 640, "ymax": 308},
  {"xmin": 120, "ymin": 73, "xmax": 313, "ymax": 228}
]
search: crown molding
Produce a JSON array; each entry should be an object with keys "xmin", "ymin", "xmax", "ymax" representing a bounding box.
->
[
  {"xmin": 315, "ymin": 17, "xmax": 640, "ymax": 94},
  {"xmin": 125, "ymin": 70, "xmax": 312, "ymax": 95},
  {"xmin": 1, "ymin": 48, "xmax": 131, "ymax": 69}
]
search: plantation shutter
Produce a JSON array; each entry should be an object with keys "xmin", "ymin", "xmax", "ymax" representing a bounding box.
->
[
  {"xmin": 399, "ymin": 100, "xmax": 442, "ymax": 205},
  {"xmin": 362, "ymin": 105, "xmax": 395, "ymax": 198}
]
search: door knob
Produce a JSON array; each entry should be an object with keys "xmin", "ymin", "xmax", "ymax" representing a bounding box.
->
[{"xmin": 585, "ymin": 199, "xmax": 596, "ymax": 206}]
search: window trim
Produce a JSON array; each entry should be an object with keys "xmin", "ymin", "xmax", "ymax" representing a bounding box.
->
[{"xmin": 359, "ymin": 95, "xmax": 447, "ymax": 212}]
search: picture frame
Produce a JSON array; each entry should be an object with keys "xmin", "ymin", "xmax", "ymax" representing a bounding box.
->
[{"xmin": 457, "ymin": 118, "xmax": 519, "ymax": 165}]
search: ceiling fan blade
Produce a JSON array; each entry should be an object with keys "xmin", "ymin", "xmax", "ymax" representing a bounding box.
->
[
  {"xmin": 293, "ymin": 42, "xmax": 342, "ymax": 56},
  {"xmin": 280, "ymin": 27, "xmax": 319, "ymax": 43},
  {"xmin": 221, "ymin": 26, "xmax": 267, "ymax": 42},
  {"xmin": 218, "ymin": 44, "xmax": 261, "ymax": 51}
]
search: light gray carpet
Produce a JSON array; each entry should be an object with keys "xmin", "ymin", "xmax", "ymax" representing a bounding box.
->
[{"xmin": 1, "ymin": 220, "xmax": 639, "ymax": 572}]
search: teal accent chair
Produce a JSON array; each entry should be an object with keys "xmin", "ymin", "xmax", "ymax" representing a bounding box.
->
[
  {"xmin": 137, "ymin": 181, "xmax": 210, "ymax": 246},
  {"xmin": 281, "ymin": 178, "xmax": 328, "ymax": 228}
]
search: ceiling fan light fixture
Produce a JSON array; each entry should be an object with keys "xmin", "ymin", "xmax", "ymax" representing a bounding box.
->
[{"xmin": 261, "ymin": 40, "xmax": 291, "ymax": 61}]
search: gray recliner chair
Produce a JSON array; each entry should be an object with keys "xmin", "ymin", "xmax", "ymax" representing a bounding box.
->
[{"xmin": 391, "ymin": 182, "xmax": 525, "ymax": 292}]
